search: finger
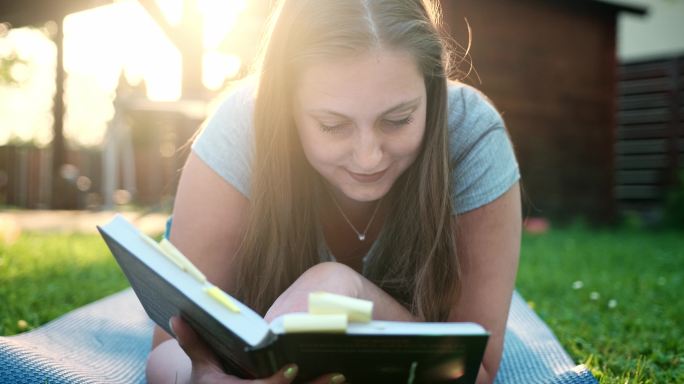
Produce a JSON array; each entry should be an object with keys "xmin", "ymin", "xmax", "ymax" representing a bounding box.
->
[
  {"xmin": 307, "ymin": 372, "xmax": 346, "ymax": 384},
  {"xmin": 253, "ymin": 364, "xmax": 299, "ymax": 384},
  {"xmin": 169, "ymin": 316, "xmax": 223, "ymax": 371}
]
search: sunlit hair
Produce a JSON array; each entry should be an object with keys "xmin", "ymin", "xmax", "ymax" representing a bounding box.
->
[{"xmin": 234, "ymin": 0, "xmax": 460, "ymax": 321}]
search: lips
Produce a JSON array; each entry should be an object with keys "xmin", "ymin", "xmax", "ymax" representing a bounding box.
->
[{"xmin": 347, "ymin": 169, "xmax": 387, "ymax": 183}]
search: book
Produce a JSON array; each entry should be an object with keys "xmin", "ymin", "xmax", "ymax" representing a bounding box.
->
[{"xmin": 98, "ymin": 214, "xmax": 489, "ymax": 384}]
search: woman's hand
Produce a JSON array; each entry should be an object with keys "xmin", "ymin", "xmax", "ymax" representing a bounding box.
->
[
  {"xmin": 170, "ymin": 316, "xmax": 346, "ymax": 384},
  {"xmin": 170, "ymin": 316, "xmax": 298, "ymax": 384}
]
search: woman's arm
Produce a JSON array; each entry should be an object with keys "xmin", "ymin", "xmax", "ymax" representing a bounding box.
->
[
  {"xmin": 449, "ymin": 182, "xmax": 522, "ymax": 384},
  {"xmin": 147, "ymin": 152, "xmax": 251, "ymax": 383}
]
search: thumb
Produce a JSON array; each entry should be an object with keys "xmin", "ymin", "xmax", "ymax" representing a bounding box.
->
[{"xmin": 169, "ymin": 316, "xmax": 222, "ymax": 370}]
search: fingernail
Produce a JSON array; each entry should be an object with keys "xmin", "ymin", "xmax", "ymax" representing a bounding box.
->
[
  {"xmin": 168, "ymin": 317, "xmax": 177, "ymax": 337},
  {"xmin": 329, "ymin": 374, "xmax": 345, "ymax": 384},
  {"xmin": 283, "ymin": 364, "xmax": 298, "ymax": 380}
]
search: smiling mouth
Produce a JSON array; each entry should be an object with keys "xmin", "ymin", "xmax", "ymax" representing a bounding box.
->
[{"xmin": 347, "ymin": 169, "xmax": 387, "ymax": 183}]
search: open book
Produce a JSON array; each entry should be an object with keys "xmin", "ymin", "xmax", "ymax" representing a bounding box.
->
[{"xmin": 98, "ymin": 215, "xmax": 488, "ymax": 383}]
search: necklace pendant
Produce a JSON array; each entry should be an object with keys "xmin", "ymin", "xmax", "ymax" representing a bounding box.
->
[{"xmin": 358, "ymin": 234, "xmax": 366, "ymax": 241}]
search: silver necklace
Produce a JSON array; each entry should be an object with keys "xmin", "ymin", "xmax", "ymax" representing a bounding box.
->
[{"xmin": 327, "ymin": 189, "xmax": 382, "ymax": 241}]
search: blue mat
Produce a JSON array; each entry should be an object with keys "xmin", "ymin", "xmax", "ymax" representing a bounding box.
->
[{"xmin": 0, "ymin": 289, "xmax": 596, "ymax": 383}]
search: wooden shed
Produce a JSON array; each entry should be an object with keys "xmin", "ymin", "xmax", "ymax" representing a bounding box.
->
[
  {"xmin": 616, "ymin": 54, "xmax": 684, "ymax": 218},
  {"xmin": 441, "ymin": 0, "xmax": 646, "ymax": 223}
]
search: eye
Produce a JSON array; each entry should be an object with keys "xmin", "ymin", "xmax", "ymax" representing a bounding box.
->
[
  {"xmin": 383, "ymin": 115, "xmax": 414, "ymax": 129},
  {"xmin": 318, "ymin": 122, "xmax": 349, "ymax": 134}
]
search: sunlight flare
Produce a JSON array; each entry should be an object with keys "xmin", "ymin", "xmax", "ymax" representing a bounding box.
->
[{"xmin": 1, "ymin": 0, "xmax": 251, "ymax": 146}]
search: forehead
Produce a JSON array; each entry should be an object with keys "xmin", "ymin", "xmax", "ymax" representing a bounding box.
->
[{"xmin": 294, "ymin": 49, "xmax": 425, "ymax": 114}]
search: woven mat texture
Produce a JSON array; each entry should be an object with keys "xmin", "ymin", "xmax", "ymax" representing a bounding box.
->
[{"xmin": 0, "ymin": 289, "xmax": 596, "ymax": 383}]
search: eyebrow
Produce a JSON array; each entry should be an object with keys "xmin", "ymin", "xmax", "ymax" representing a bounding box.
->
[{"xmin": 308, "ymin": 96, "xmax": 422, "ymax": 119}]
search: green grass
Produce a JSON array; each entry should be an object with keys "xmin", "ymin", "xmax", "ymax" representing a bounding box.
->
[
  {"xmin": 0, "ymin": 232, "xmax": 130, "ymax": 335},
  {"xmin": 517, "ymin": 227, "xmax": 683, "ymax": 383},
  {"xmin": 0, "ymin": 227, "xmax": 682, "ymax": 383}
]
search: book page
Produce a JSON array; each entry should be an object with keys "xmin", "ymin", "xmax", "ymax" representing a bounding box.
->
[{"xmin": 270, "ymin": 316, "xmax": 486, "ymax": 336}]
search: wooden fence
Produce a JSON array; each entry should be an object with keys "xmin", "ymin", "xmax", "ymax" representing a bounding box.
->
[
  {"xmin": 616, "ymin": 54, "xmax": 684, "ymax": 215},
  {"xmin": 0, "ymin": 106, "xmax": 199, "ymax": 210}
]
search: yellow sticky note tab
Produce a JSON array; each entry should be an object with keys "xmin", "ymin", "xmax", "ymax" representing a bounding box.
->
[
  {"xmin": 159, "ymin": 239, "xmax": 207, "ymax": 283},
  {"xmin": 141, "ymin": 234, "xmax": 186, "ymax": 271},
  {"xmin": 282, "ymin": 314, "xmax": 348, "ymax": 333},
  {"xmin": 204, "ymin": 285, "xmax": 241, "ymax": 313},
  {"xmin": 140, "ymin": 233, "xmax": 165, "ymax": 253},
  {"xmin": 309, "ymin": 292, "xmax": 373, "ymax": 323}
]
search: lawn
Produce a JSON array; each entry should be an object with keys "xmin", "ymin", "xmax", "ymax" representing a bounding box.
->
[
  {"xmin": 516, "ymin": 227, "xmax": 683, "ymax": 383},
  {"xmin": 0, "ymin": 226, "xmax": 682, "ymax": 383},
  {"xmin": 0, "ymin": 232, "xmax": 130, "ymax": 335}
]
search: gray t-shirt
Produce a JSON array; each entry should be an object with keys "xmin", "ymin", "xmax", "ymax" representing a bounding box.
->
[{"xmin": 192, "ymin": 78, "xmax": 520, "ymax": 215}]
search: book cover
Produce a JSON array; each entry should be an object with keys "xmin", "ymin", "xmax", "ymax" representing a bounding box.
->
[{"xmin": 98, "ymin": 214, "xmax": 489, "ymax": 383}]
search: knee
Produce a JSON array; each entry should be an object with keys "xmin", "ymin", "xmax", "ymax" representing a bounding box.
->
[{"xmin": 301, "ymin": 262, "xmax": 362, "ymax": 297}]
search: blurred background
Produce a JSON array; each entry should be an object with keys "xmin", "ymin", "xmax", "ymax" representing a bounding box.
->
[
  {"xmin": 0, "ymin": 0, "xmax": 682, "ymax": 227},
  {"xmin": 1, "ymin": 1, "xmax": 682, "ymax": 383},
  {"xmin": 0, "ymin": 0, "xmax": 270, "ymax": 213}
]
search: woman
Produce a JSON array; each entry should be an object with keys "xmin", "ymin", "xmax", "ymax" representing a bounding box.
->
[{"xmin": 146, "ymin": 0, "xmax": 521, "ymax": 383}]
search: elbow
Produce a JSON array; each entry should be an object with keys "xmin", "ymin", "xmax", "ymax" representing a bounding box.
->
[
  {"xmin": 476, "ymin": 366, "xmax": 493, "ymax": 384},
  {"xmin": 477, "ymin": 360, "xmax": 501, "ymax": 384}
]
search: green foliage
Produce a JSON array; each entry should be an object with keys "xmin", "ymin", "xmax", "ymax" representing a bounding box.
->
[
  {"xmin": 663, "ymin": 169, "xmax": 684, "ymax": 229},
  {"xmin": 619, "ymin": 210, "xmax": 645, "ymax": 231},
  {"xmin": 517, "ymin": 228, "xmax": 684, "ymax": 383}
]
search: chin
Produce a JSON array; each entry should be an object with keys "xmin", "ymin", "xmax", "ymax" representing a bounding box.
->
[{"xmin": 342, "ymin": 185, "xmax": 390, "ymax": 203}]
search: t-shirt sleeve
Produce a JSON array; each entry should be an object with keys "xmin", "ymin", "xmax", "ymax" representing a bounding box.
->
[
  {"xmin": 448, "ymin": 84, "xmax": 520, "ymax": 215},
  {"xmin": 191, "ymin": 80, "xmax": 256, "ymax": 198}
]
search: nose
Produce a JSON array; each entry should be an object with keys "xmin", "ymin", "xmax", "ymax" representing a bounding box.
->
[{"xmin": 352, "ymin": 128, "xmax": 383, "ymax": 172}]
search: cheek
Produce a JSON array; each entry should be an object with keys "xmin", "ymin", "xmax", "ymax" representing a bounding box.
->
[
  {"xmin": 298, "ymin": 128, "xmax": 340, "ymax": 168},
  {"xmin": 390, "ymin": 126, "xmax": 425, "ymax": 160},
  {"xmin": 395, "ymin": 108, "xmax": 427, "ymax": 158}
]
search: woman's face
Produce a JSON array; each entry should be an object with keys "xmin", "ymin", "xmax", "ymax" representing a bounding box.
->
[{"xmin": 293, "ymin": 49, "xmax": 427, "ymax": 204}]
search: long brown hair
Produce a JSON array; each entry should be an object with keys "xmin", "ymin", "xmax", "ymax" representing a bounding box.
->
[{"xmin": 233, "ymin": 0, "xmax": 460, "ymax": 321}]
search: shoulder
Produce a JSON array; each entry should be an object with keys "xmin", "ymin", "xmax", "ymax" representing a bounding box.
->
[
  {"xmin": 206, "ymin": 76, "xmax": 258, "ymax": 122},
  {"xmin": 445, "ymin": 82, "xmax": 520, "ymax": 214},
  {"xmin": 190, "ymin": 76, "xmax": 259, "ymax": 197},
  {"xmin": 445, "ymin": 81, "xmax": 507, "ymax": 163},
  {"xmin": 194, "ymin": 76, "xmax": 258, "ymax": 145},
  {"xmin": 446, "ymin": 81, "xmax": 503, "ymax": 132}
]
